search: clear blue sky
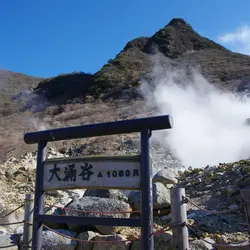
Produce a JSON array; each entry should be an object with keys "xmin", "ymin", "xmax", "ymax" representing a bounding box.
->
[{"xmin": 0, "ymin": 0, "xmax": 250, "ymax": 78}]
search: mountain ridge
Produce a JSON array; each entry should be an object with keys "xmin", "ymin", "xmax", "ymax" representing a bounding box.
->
[
  {"xmin": 1, "ymin": 17, "xmax": 250, "ymax": 163},
  {"xmin": 31, "ymin": 18, "xmax": 250, "ymax": 103}
]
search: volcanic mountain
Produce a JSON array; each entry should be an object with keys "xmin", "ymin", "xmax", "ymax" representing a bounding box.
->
[{"xmin": 1, "ymin": 17, "xmax": 250, "ymax": 163}]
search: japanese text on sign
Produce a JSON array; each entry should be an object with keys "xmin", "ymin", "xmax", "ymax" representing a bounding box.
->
[{"xmin": 43, "ymin": 155, "xmax": 141, "ymax": 191}]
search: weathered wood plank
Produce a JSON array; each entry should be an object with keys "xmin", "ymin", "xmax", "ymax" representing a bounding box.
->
[
  {"xmin": 43, "ymin": 155, "xmax": 141, "ymax": 191},
  {"xmin": 45, "ymin": 154, "xmax": 141, "ymax": 162},
  {"xmin": 213, "ymin": 242, "xmax": 250, "ymax": 249},
  {"xmin": 38, "ymin": 215, "xmax": 141, "ymax": 227}
]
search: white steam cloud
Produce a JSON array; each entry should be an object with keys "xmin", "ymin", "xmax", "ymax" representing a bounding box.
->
[
  {"xmin": 218, "ymin": 24, "xmax": 250, "ymax": 55},
  {"xmin": 141, "ymin": 55, "xmax": 250, "ymax": 168},
  {"xmin": 28, "ymin": 117, "xmax": 50, "ymax": 131}
]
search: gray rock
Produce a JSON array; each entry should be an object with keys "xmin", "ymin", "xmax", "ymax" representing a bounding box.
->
[
  {"xmin": 13, "ymin": 226, "xmax": 23, "ymax": 235},
  {"xmin": 214, "ymin": 240, "xmax": 250, "ymax": 249},
  {"xmin": 46, "ymin": 190, "xmax": 60, "ymax": 196},
  {"xmin": 64, "ymin": 197, "xmax": 131, "ymax": 234},
  {"xmin": 67, "ymin": 189, "xmax": 86, "ymax": 199},
  {"xmin": 227, "ymin": 185, "xmax": 240, "ymax": 197},
  {"xmin": 204, "ymin": 178, "xmax": 213, "ymax": 185},
  {"xmin": 187, "ymin": 212, "xmax": 198, "ymax": 220},
  {"xmin": 93, "ymin": 234, "xmax": 130, "ymax": 250},
  {"xmin": 193, "ymin": 178, "xmax": 202, "ymax": 185},
  {"xmin": 42, "ymin": 229, "xmax": 77, "ymax": 250},
  {"xmin": 0, "ymin": 234, "xmax": 20, "ymax": 250},
  {"xmin": 229, "ymin": 204, "xmax": 240, "ymax": 211},
  {"xmin": 189, "ymin": 238, "xmax": 215, "ymax": 250},
  {"xmin": 153, "ymin": 168, "xmax": 178, "ymax": 184},
  {"xmin": 0, "ymin": 226, "xmax": 8, "ymax": 235},
  {"xmin": 76, "ymin": 231, "xmax": 96, "ymax": 250},
  {"xmin": 152, "ymin": 151, "xmax": 184, "ymax": 174},
  {"xmin": 128, "ymin": 182, "xmax": 171, "ymax": 210},
  {"xmin": 194, "ymin": 212, "xmax": 244, "ymax": 233},
  {"xmin": 84, "ymin": 189, "xmax": 128, "ymax": 203}
]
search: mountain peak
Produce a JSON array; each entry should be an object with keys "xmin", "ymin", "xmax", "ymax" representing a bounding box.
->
[
  {"xmin": 167, "ymin": 18, "xmax": 192, "ymax": 28},
  {"xmin": 146, "ymin": 17, "xmax": 228, "ymax": 58}
]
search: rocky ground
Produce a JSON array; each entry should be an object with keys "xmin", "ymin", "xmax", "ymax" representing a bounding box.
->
[{"xmin": 0, "ymin": 146, "xmax": 249, "ymax": 249}]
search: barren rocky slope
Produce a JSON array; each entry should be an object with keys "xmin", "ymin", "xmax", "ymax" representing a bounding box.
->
[
  {"xmin": 0, "ymin": 147, "xmax": 249, "ymax": 249},
  {"xmin": 1, "ymin": 18, "xmax": 250, "ymax": 164}
]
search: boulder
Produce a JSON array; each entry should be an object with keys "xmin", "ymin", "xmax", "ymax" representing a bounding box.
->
[
  {"xmin": 194, "ymin": 212, "xmax": 244, "ymax": 233},
  {"xmin": 214, "ymin": 241, "xmax": 250, "ymax": 250},
  {"xmin": 84, "ymin": 189, "xmax": 128, "ymax": 203},
  {"xmin": 42, "ymin": 229, "xmax": 77, "ymax": 250},
  {"xmin": 66, "ymin": 189, "xmax": 86, "ymax": 199},
  {"xmin": 189, "ymin": 237, "xmax": 215, "ymax": 250},
  {"xmin": 93, "ymin": 234, "xmax": 130, "ymax": 250},
  {"xmin": 153, "ymin": 168, "xmax": 178, "ymax": 185},
  {"xmin": 64, "ymin": 197, "xmax": 131, "ymax": 234},
  {"xmin": 0, "ymin": 234, "xmax": 20, "ymax": 250},
  {"xmin": 128, "ymin": 182, "xmax": 171, "ymax": 210},
  {"xmin": 76, "ymin": 231, "xmax": 96, "ymax": 250}
]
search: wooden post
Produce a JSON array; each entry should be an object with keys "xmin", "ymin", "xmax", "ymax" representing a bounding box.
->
[
  {"xmin": 171, "ymin": 186, "xmax": 189, "ymax": 250},
  {"xmin": 140, "ymin": 129, "xmax": 154, "ymax": 250},
  {"xmin": 32, "ymin": 141, "xmax": 47, "ymax": 250},
  {"xmin": 240, "ymin": 188, "xmax": 250, "ymax": 235},
  {"xmin": 22, "ymin": 194, "xmax": 34, "ymax": 250}
]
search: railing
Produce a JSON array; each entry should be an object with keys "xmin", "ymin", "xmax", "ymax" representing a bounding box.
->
[
  {"xmin": 0, "ymin": 194, "xmax": 33, "ymax": 249},
  {"xmin": 0, "ymin": 203, "xmax": 24, "ymax": 249},
  {"xmin": 2, "ymin": 187, "xmax": 250, "ymax": 249},
  {"xmin": 37, "ymin": 189, "xmax": 250, "ymax": 249},
  {"xmin": 170, "ymin": 186, "xmax": 250, "ymax": 249}
]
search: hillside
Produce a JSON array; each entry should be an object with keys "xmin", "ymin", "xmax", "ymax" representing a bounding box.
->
[
  {"xmin": 33, "ymin": 18, "xmax": 250, "ymax": 102},
  {"xmin": 1, "ymin": 17, "xmax": 250, "ymax": 164},
  {"xmin": 0, "ymin": 69, "xmax": 43, "ymax": 116}
]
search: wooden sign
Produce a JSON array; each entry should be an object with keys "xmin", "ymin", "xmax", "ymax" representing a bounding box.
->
[{"xmin": 43, "ymin": 155, "xmax": 141, "ymax": 191}]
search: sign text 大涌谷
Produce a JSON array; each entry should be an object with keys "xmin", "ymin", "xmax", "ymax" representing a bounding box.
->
[{"xmin": 43, "ymin": 155, "xmax": 141, "ymax": 191}]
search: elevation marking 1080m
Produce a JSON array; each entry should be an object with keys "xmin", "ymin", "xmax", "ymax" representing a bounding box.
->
[{"xmin": 42, "ymin": 155, "xmax": 141, "ymax": 191}]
